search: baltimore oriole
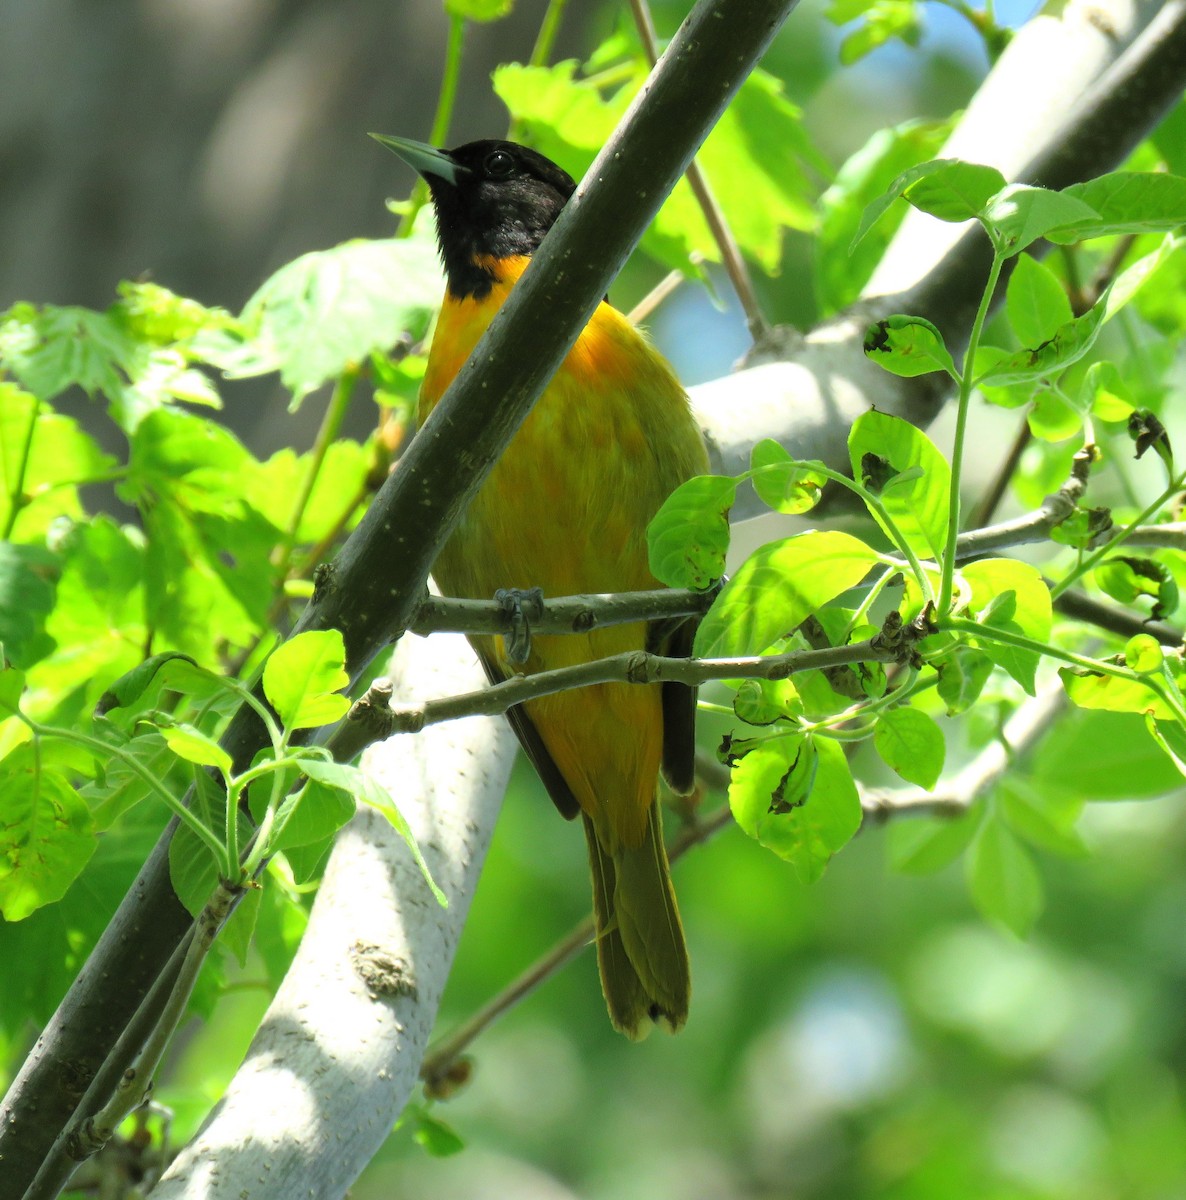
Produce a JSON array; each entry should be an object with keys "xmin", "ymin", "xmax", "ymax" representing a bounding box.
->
[{"xmin": 374, "ymin": 135, "xmax": 708, "ymax": 1038}]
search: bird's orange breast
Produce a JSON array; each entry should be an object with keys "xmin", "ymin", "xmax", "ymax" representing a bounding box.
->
[{"xmin": 418, "ymin": 253, "xmax": 706, "ymax": 846}]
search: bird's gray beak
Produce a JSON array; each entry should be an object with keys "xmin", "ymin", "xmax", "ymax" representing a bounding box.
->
[{"xmin": 369, "ymin": 134, "xmax": 467, "ymax": 185}]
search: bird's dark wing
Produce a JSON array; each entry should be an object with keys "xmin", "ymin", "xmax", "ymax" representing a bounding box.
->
[
  {"xmin": 474, "ymin": 644, "xmax": 581, "ymax": 820},
  {"xmin": 649, "ymin": 616, "xmax": 699, "ymax": 796}
]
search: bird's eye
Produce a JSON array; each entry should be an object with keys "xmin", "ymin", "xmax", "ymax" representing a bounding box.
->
[{"xmin": 484, "ymin": 149, "xmax": 515, "ymax": 177}]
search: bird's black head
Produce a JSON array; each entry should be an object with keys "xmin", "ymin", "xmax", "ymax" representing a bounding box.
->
[{"xmin": 372, "ymin": 135, "xmax": 576, "ymax": 299}]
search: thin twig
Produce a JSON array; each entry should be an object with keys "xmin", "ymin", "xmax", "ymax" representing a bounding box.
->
[
  {"xmin": 409, "ymin": 586, "xmax": 716, "ymax": 638},
  {"xmin": 385, "ymin": 634, "xmax": 907, "ymax": 734},
  {"xmin": 627, "ymin": 0, "xmax": 771, "ymax": 341},
  {"xmin": 627, "ymin": 259, "xmax": 698, "ymax": 324}
]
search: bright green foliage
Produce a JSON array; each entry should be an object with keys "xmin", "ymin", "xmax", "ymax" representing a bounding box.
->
[
  {"xmin": 849, "ymin": 409, "xmax": 950, "ymax": 561},
  {"xmin": 694, "ymin": 531, "xmax": 882, "ymax": 658},
  {"xmin": 445, "ymin": 0, "xmax": 511, "ymax": 20},
  {"xmin": 965, "ymin": 808, "xmax": 1043, "ymax": 936},
  {"xmin": 647, "ymin": 475, "xmax": 736, "ymax": 589},
  {"xmin": 1049, "ymin": 172, "xmax": 1186, "ymax": 241},
  {"xmin": 729, "ymin": 735, "xmax": 861, "ymax": 882},
  {"xmin": 935, "ymin": 646, "xmax": 993, "ymax": 715},
  {"xmin": 0, "ymin": 744, "xmax": 96, "ymax": 921},
  {"xmin": 6, "ymin": 16, "xmax": 1186, "ymax": 1195},
  {"xmin": 816, "ymin": 119, "xmax": 952, "ymax": 313},
  {"xmin": 960, "ymin": 558, "xmax": 1052, "ymax": 694},
  {"xmin": 1094, "ymin": 556, "xmax": 1179, "ymax": 622},
  {"xmin": 222, "ymin": 235, "xmax": 444, "ymax": 405},
  {"xmin": 862, "ymin": 314, "xmax": 958, "ymax": 379},
  {"xmin": 494, "ymin": 56, "xmax": 821, "ymax": 274},
  {"xmin": 263, "ymin": 629, "xmax": 351, "ymax": 732},
  {"xmin": 749, "ymin": 440, "xmax": 827, "ymax": 515},
  {"xmin": 873, "ymin": 706, "xmax": 945, "ymax": 789},
  {"xmin": 1006, "ymin": 254, "xmax": 1073, "ymax": 347}
]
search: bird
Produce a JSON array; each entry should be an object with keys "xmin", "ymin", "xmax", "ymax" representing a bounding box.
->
[{"xmin": 373, "ymin": 134, "xmax": 709, "ymax": 1038}]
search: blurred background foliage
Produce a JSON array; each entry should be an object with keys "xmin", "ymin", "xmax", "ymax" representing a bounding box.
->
[{"xmin": 5, "ymin": 0, "xmax": 1186, "ymax": 1197}]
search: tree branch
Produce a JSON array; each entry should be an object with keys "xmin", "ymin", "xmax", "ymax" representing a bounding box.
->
[{"xmin": 383, "ymin": 634, "xmax": 906, "ymax": 735}]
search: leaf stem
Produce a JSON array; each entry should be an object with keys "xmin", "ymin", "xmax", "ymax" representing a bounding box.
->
[
  {"xmin": 398, "ymin": 13, "xmax": 467, "ymax": 238},
  {"xmin": 941, "ymin": 616, "xmax": 1145, "ymax": 684},
  {"xmin": 275, "ymin": 366, "xmax": 360, "ymax": 583},
  {"xmin": 1049, "ymin": 471, "xmax": 1186, "ymax": 600},
  {"xmin": 32, "ymin": 722, "xmax": 229, "ymax": 873},
  {"xmin": 2, "ymin": 393, "xmax": 40, "ymax": 540},
  {"xmin": 939, "ymin": 252, "xmax": 1004, "ymax": 616},
  {"xmin": 528, "ymin": 0, "xmax": 569, "ymax": 67}
]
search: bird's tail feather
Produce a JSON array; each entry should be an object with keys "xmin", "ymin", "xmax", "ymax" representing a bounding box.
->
[{"xmin": 583, "ymin": 804, "xmax": 690, "ymax": 1039}]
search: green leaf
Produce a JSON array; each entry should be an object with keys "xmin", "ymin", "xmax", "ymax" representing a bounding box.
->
[
  {"xmin": 445, "ymin": 0, "xmax": 512, "ymax": 20},
  {"xmin": 400, "ymin": 1103, "xmax": 467, "ymax": 1156},
  {"xmin": 220, "ymin": 881, "xmax": 262, "ymax": 968},
  {"xmin": 852, "ymin": 159, "xmax": 1006, "ymax": 252},
  {"xmin": 816, "ymin": 118, "xmax": 952, "ymax": 313},
  {"xmin": 886, "ymin": 806, "xmax": 980, "ymax": 875},
  {"xmin": 262, "ymin": 629, "xmax": 350, "ymax": 732},
  {"xmin": 494, "ymin": 61, "xmax": 820, "ymax": 275},
  {"xmin": 306, "ymin": 759, "xmax": 447, "ymax": 906},
  {"xmin": 935, "ymin": 646, "xmax": 994, "ymax": 714},
  {"xmin": 728, "ymin": 736, "xmax": 861, "ymax": 883},
  {"xmin": 1094, "ymin": 556, "xmax": 1179, "ymax": 622},
  {"xmin": 0, "ymin": 302, "xmax": 147, "ymax": 405},
  {"xmin": 863, "ymin": 315, "xmax": 958, "ymax": 379},
  {"xmin": 1048, "ymin": 504, "xmax": 1112, "ymax": 549},
  {"xmin": 0, "ymin": 543, "xmax": 56, "ymax": 668},
  {"xmin": 647, "ymin": 475, "xmax": 735, "ymax": 589},
  {"xmin": 874, "ymin": 706, "xmax": 945, "ymax": 789},
  {"xmin": 123, "ymin": 409, "xmax": 279, "ymax": 658},
  {"xmin": 838, "ymin": 0, "xmax": 922, "ymax": 64},
  {"xmin": 1026, "ymin": 390, "xmax": 1083, "ymax": 443},
  {"xmin": 1081, "ymin": 361, "xmax": 1134, "ymax": 423},
  {"xmin": 694, "ymin": 531, "xmax": 881, "ymax": 658},
  {"xmin": 1125, "ymin": 634, "xmax": 1164, "ymax": 674},
  {"xmin": 82, "ymin": 732, "xmax": 188, "ymax": 830},
  {"xmin": 248, "ymin": 440, "xmax": 371, "ymax": 545},
  {"xmin": 0, "ymin": 746, "xmax": 97, "ymax": 920},
  {"xmin": 1006, "ymin": 254, "xmax": 1073, "ymax": 347},
  {"xmin": 965, "ymin": 812, "xmax": 1043, "ymax": 936},
  {"xmin": 28, "ymin": 517, "xmax": 147, "ymax": 714},
  {"xmin": 961, "ymin": 558, "xmax": 1052, "ymax": 695},
  {"xmin": 160, "ymin": 722, "xmax": 233, "ymax": 775},
  {"xmin": 1032, "ymin": 710, "xmax": 1184, "ymax": 799},
  {"xmin": 749, "ymin": 440, "xmax": 826, "ymax": 515},
  {"xmin": 1049, "ymin": 172, "xmax": 1186, "ymax": 242},
  {"xmin": 976, "ymin": 299, "xmax": 1107, "ymax": 387},
  {"xmin": 732, "ymin": 678, "xmax": 803, "ymax": 726},
  {"xmin": 1059, "ymin": 666, "xmax": 1171, "ymax": 719},
  {"xmin": 999, "ymin": 781, "xmax": 1087, "ymax": 859},
  {"xmin": 0, "ymin": 383, "xmax": 117, "ymax": 538},
  {"xmin": 904, "ymin": 161, "xmax": 1008, "ymax": 223},
  {"xmin": 226, "ymin": 236, "xmax": 444, "ymax": 405},
  {"xmin": 95, "ymin": 652, "xmax": 202, "ymax": 716},
  {"xmin": 267, "ymin": 775, "xmax": 356, "ymax": 854},
  {"xmin": 849, "ymin": 409, "xmax": 951, "ymax": 561},
  {"xmin": 980, "ymin": 184, "xmax": 1100, "ymax": 255}
]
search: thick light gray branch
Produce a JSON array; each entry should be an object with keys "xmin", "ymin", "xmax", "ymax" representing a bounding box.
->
[{"xmin": 151, "ymin": 634, "xmax": 517, "ymax": 1200}]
